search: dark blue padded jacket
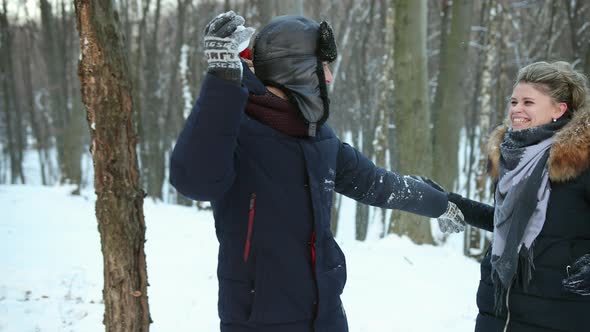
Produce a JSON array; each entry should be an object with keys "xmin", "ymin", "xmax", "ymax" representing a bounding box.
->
[{"xmin": 170, "ymin": 65, "xmax": 448, "ymax": 332}]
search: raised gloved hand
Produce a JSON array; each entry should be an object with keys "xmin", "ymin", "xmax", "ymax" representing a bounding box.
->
[
  {"xmin": 409, "ymin": 175, "xmax": 465, "ymax": 233},
  {"xmin": 204, "ymin": 11, "xmax": 255, "ymax": 84},
  {"xmin": 563, "ymin": 254, "xmax": 590, "ymax": 296}
]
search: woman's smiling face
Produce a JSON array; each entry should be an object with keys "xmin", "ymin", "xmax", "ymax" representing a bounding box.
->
[{"xmin": 509, "ymin": 83, "xmax": 567, "ymax": 130}]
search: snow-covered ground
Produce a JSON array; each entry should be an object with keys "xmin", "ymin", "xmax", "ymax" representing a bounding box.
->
[{"xmin": 0, "ymin": 185, "xmax": 481, "ymax": 332}]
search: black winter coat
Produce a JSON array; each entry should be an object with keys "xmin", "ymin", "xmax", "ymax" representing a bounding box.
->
[
  {"xmin": 169, "ymin": 65, "xmax": 449, "ymax": 332},
  {"xmin": 450, "ymin": 108, "xmax": 590, "ymax": 332}
]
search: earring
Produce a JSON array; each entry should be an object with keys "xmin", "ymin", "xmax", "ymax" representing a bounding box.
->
[{"xmin": 552, "ymin": 118, "xmax": 557, "ymax": 122}]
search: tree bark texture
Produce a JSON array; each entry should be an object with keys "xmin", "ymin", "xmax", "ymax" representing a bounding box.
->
[
  {"xmin": 74, "ymin": 0, "xmax": 151, "ymax": 330},
  {"xmin": 139, "ymin": 0, "xmax": 165, "ymax": 200},
  {"xmin": 21, "ymin": 24, "xmax": 49, "ymax": 185},
  {"xmin": 466, "ymin": 1, "xmax": 503, "ymax": 259},
  {"xmin": 431, "ymin": 0, "xmax": 473, "ymax": 191},
  {"xmin": 256, "ymin": 0, "xmax": 274, "ymax": 26},
  {"xmin": 330, "ymin": 193, "xmax": 342, "ymax": 236},
  {"xmin": 389, "ymin": 0, "xmax": 434, "ymax": 245},
  {"xmin": 40, "ymin": 0, "xmax": 84, "ymax": 189},
  {"xmin": 0, "ymin": 1, "xmax": 26, "ymax": 184},
  {"xmin": 475, "ymin": 2, "xmax": 502, "ymax": 203},
  {"xmin": 276, "ymin": 0, "xmax": 303, "ymax": 16},
  {"xmin": 165, "ymin": 0, "xmax": 191, "ymax": 144},
  {"xmin": 376, "ymin": 3, "xmax": 394, "ymax": 238}
]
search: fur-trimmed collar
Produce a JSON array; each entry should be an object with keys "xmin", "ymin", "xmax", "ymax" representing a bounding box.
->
[{"xmin": 488, "ymin": 107, "xmax": 590, "ymax": 182}]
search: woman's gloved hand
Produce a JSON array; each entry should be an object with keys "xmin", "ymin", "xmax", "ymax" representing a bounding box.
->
[
  {"xmin": 563, "ymin": 254, "xmax": 590, "ymax": 296},
  {"xmin": 408, "ymin": 175, "xmax": 465, "ymax": 233},
  {"xmin": 409, "ymin": 175, "xmax": 446, "ymax": 193}
]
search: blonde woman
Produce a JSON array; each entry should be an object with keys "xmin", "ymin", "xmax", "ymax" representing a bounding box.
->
[{"xmin": 421, "ymin": 61, "xmax": 590, "ymax": 331}]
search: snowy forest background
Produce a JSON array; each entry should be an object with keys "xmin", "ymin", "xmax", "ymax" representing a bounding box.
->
[
  {"xmin": 2, "ymin": 0, "xmax": 590, "ymax": 254},
  {"xmin": 2, "ymin": 0, "xmax": 590, "ymax": 331}
]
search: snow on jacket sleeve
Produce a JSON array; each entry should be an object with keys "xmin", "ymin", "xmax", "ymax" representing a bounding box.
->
[
  {"xmin": 169, "ymin": 74, "xmax": 249, "ymax": 201},
  {"xmin": 334, "ymin": 142, "xmax": 448, "ymax": 218}
]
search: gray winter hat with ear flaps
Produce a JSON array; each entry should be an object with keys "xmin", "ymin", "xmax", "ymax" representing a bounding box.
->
[{"xmin": 253, "ymin": 15, "xmax": 337, "ymax": 136}]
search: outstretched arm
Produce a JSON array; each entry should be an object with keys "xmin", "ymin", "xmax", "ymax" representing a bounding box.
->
[{"xmin": 335, "ymin": 142, "xmax": 448, "ymax": 218}]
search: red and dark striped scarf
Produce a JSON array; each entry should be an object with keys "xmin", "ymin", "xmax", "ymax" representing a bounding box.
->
[{"xmin": 245, "ymin": 92, "xmax": 310, "ymax": 138}]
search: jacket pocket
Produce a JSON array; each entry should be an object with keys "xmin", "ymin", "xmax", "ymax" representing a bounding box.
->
[
  {"xmin": 248, "ymin": 250, "xmax": 317, "ymax": 324},
  {"xmin": 317, "ymin": 262, "xmax": 347, "ymax": 317},
  {"xmin": 218, "ymin": 278, "xmax": 256, "ymax": 323},
  {"xmin": 243, "ymin": 193, "xmax": 256, "ymax": 262},
  {"xmin": 316, "ymin": 238, "xmax": 347, "ymax": 316}
]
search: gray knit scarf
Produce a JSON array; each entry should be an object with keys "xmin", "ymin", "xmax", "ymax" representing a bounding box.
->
[{"xmin": 491, "ymin": 118, "xmax": 568, "ymax": 312}]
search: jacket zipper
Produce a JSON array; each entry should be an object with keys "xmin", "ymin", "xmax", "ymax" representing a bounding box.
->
[
  {"xmin": 503, "ymin": 280, "xmax": 513, "ymax": 332},
  {"xmin": 310, "ymin": 231, "xmax": 316, "ymax": 273},
  {"xmin": 243, "ymin": 193, "xmax": 256, "ymax": 262}
]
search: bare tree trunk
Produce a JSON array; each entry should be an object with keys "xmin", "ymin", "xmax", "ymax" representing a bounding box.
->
[
  {"xmin": 475, "ymin": 2, "xmax": 502, "ymax": 203},
  {"xmin": 22, "ymin": 3, "xmax": 53, "ymax": 184},
  {"xmin": 431, "ymin": 0, "xmax": 473, "ymax": 191},
  {"xmin": 351, "ymin": 0, "xmax": 378, "ymax": 242},
  {"xmin": 494, "ymin": 12, "xmax": 511, "ymax": 129},
  {"xmin": 389, "ymin": 0, "xmax": 434, "ymax": 245},
  {"xmin": 355, "ymin": 201, "xmax": 370, "ymax": 241},
  {"xmin": 164, "ymin": 0, "xmax": 193, "ymax": 205},
  {"xmin": 544, "ymin": 0, "xmax": 557, "ymax": 59},
  {"xmin": 116, "ymin": 0, "xmax": 131, "ymax": 57},
  {"xmin": 40, "ymin": 0, "xmax": 65, "ymax": 176},
  {"xmin": 165, "ymin": 0, "xmax": 191, "ymax": 143},
  {"xmin": 375, "ymin": 98, "xmax": 391, "ymax": 239},
  {"xmin": 307, "ymin": 0, "xmax": 323, "ymax": 20},
  {"xmin": 22, "ymin": 24, "xmax": 48, "ymax": 185},
  {"xmin": 465, "ymin": 0, "xmax": 490, "ymax": 200},
  {"xmin": 0, "ymin": 58, "xmax": 19, "ymax": 183},
  {"xmin": 62, "ymin": 0, "xmax": 85, "ymax": 194},
  {"xmin": 257, "ymin": 0, "xmax": 274, "ymax": 26},
  {"xmin": 565, "ymin": 1, "xmax": 583, "ymax": 65},
  {"xmin": 328, "ymin": 0, "xmax": 355, "ymax": 93},
  {"xmin": 131, "ymin": 0, "xmax": 151, "ymax": 156},
  {"xmin": 352, "ymin": 129, "xmax": 370, "ymax": 241},
  {"xmin": 465, "ymin": 0, "xmax": 503, "ymax": 259},
  {"xmin": 376, "ymin": 1, "xmax": 394, "ymax": 238},
  {"xmin": 138, "ymin": 0, "xmax": 165, "ymax": 200},
  {"xmin": 40, "ymin": 0, "xmax": 83, "ymax": 190},
  {"xmin": 330, "ymin": 192, "xmax": 342, "ymax": 236},
  {"xmin": 75, "ymin": 0, "xmax": 151, "ymax": 330},
  {"xmin": 0, "ymin": 0, "xmax": 25, "ymax": 184},
  {"xmin": 276, "ymin": 0, "xmax": 303, "ymax": 15}
]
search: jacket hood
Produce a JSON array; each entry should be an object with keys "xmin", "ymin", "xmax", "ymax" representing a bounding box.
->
[{"xmin": 488, "ymin": 107, "xmax": 590, "ymax": 182}]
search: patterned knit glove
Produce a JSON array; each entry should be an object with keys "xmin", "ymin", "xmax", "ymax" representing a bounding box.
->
[
  {"xmin": 438, "ymin": 201, "xmax": 466, "ymax": 233},
  {"xmin": 563, "ymin": 254, "xmax": 590, "ymax": 296},
  {"xmin": 204, "ymin": 11, "xmax": 255, "ymax": 84}
]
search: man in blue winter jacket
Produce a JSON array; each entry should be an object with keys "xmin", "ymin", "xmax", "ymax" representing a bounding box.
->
[{"xmin": 170, "ymin": 11, "xmax": 465, "ymax": 332}]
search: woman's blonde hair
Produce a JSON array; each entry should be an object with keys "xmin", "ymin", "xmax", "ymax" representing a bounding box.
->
[{"xmin": 515, "ymin": 61, "xmax": 590, "ymax": 118}]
